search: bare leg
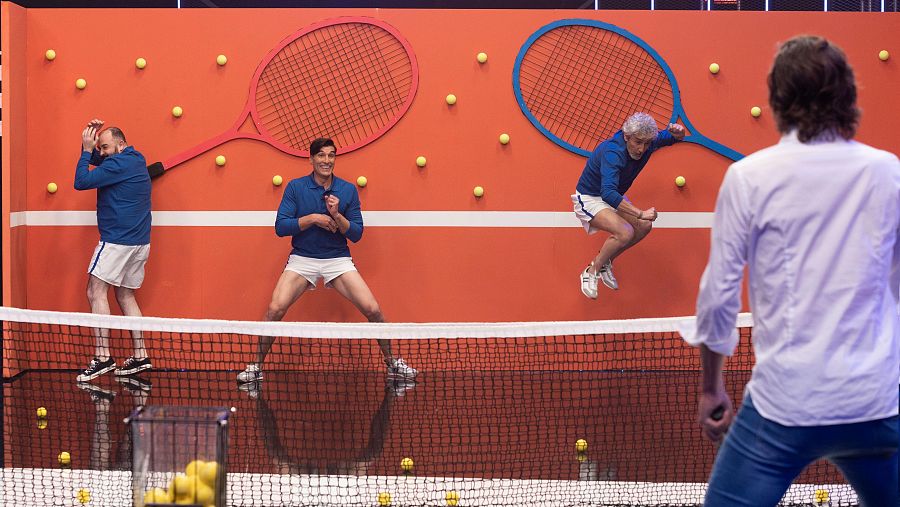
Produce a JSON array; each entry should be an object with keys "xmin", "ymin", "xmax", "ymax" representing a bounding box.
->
[
  {"xmin": 587, "ymin": 209, "xmax": 652, "ymax": 274},
  {"xmin": 329, "ymin": 270, "xmax": 392, "ymax": 360},
  {"xmin": 256, "ymin": 271, "xmax": 310, "ymax": 366},
  {"xmin": 87, "ymin": 275, "xmax": 112, "ymax": 359},
  {"xmin": 609, "ymin": 209, "xmax": 653, "ymax": 263},
  {"xmin": 114, "ymin": 286, "xmax": 147, "ymax": 359}
]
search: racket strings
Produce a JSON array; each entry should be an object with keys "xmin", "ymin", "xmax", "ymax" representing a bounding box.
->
[
  {"xmin": 255, "ymin": 22, "xmax": 414, "ymax": 152},
  {"xmin": 519, "ymin": 26, "xmax": 674, "ymax": 152}
]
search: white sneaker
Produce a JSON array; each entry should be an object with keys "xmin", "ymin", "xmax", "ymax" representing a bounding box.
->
[
  {"xmin": 386, "ymin": 378, "xmax": 417, "ymax": 397},
  {"xmin": 237, "ymin": 364, "xmax": 263, "ymax": 383},
  {"xmin": 386, "ymin": 357, "xmax": 418, "ymax": 379},
  {"xmin": 598, "ymin": 261, "xmax": 618, "ymax": 290},
  {"xmin": 580, "ymin": 266, "xmax": 599, "ymax": 299},
  {"xmin": 238, "ymin": 381, "xmax": 261, "ymax": 399}
]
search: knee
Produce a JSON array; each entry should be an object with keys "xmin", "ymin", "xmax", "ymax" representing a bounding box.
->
[
  {"xmin": 612, "ymin": 224, "xmax": 635, "ymax": 243},
  {"xmin": 86, "ymin": 281, "xmax": 106, "ymax": 304},
  {"xmin": 636, "ymin": 220, "xmax": 652, "ymax": 237},
  {"xmin": 266, "ymin": 303, "xmax": 287, "ymax": 322},
  {"xmin": 362, "ymin": 305, "xmax": 383, "ymax": 323},
  {"xmin": 114, "ymin": 287, "xmax": 134, "ymax": 305}
]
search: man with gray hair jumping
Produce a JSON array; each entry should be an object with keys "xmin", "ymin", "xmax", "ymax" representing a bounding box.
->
[{"xmin": 572, "ymin": 113, "xmax": 684, "ymax": 299}]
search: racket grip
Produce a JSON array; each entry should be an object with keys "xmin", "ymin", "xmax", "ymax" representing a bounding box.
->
[
  {"xmin": 711, "ymin": 406, "xmax": 725, "ymax": 421},
  {"xmin": 147, "ymin": 162, "xmax": 165, "ymax": 179}
]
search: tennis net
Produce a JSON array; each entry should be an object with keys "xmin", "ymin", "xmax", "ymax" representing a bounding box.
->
[{"xmin": 1, "ymin": 307, "xmax": 853, "ymax": 506}]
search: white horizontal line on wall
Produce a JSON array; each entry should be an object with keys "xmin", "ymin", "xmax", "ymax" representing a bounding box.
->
[{"xmin": 9, "ymin": 210, "xmax": 714, "ymax": 228}]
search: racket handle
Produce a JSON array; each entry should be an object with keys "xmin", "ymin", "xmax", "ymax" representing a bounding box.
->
[
  {"xmin": 711, "ymin": 406, "xmax": 725, "ymax": 421},
  {"xmin": 147, "ymin": 162, "xmax": 165, "ymax": 179}
]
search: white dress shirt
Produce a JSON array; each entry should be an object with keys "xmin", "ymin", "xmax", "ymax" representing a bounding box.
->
[{"xmin": 688, "ymin": 131, "xmax": 900, "ymax": 426}]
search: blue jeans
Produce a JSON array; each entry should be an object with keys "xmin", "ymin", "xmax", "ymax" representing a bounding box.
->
[{"xmin": 705, "ymin": 392, "xmax": 899, "ymax": 506}]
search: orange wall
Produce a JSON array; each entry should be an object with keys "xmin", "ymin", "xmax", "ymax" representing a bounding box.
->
[{"xmin": 8, "ymin": 9, "xmax": 900, "ymax": 322}]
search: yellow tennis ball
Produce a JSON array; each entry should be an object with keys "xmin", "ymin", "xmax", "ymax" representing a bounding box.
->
[
  {"xmin": 45, "ymin": 49, "xmax": 57, "ymax": 61},
  {"xmin": 198, "ymin": 461, "xmax": 219, "ymax": 486},
  {"xmin": 750, "ymin": 106, "xmax": 762, "ymax": 118},
  {"xmin": 36, "ymin": 406, "xmax": 48, "ymax": 418},
  {"xmin": 195, "ymin": 483, "xmax": 215, "ymax": 505},
  {"xmin": 272, "ymin": 175, "xmax": 283, "ymax": 186},
  {"xmin": 47, "ymin": 182, "xmax": 58, "ymax": 194},
  {"xmin": 446, "ymin": 94, "xmax": 457, "ymax": 105},
  {"xmin": 814, "ymin": 489, "xmax": 830, "ymax": 503},
  {"xmin": 575, "ymin": 438, "xmax": 588, "ymax": 453},
  {"xmin": 473, "ymin": 186, "xmax": 484, "ymax": 198},
  {"xmin": 879, "ymin": 50, "xmax": 890, "ymax": 61},
  {"xmin": 216, "ymin": 54, "xmax": 228, "ymax": 66},
  {"xmin": 215, "ymin": 155, "xmax": 227, "ymax": 167},
  {"xmin": 172, "ymin": 474, "xmax": 196, "ymax": 501},
  {"xmin": 377, "ymin": 492, "xmax": 392, "ymax": 506},
  {"xmin": 709, "ymin": 63, "xmax": 720, "ymax": 74},
  {"xmin": 416, "ymin": 156, "xmax": 427, "ymax": 167},
  {"xmin": 675, "ymin": 176, "xmax": 686, "ymax": 187},
  {"xmin": 357, "ymin": 176, "xmax": 368, "ymax": 187},
  {"xmin": 76, "ymin": 488, "xmax": 91, "ymax": 504},
  {"xmin": 172, "ymin": 106, "xmax": 183, "ymax": 118},
  {"xmin": 144, "ymin": 487, "xmax": 172, "ymax": 504},
  {"xmin": 576, "ymin": 452, "xmax": 587, "ymax": 462},
  {"xmin": 400, "ymin": 457, "xmax": 414, "ymax": 472},
  {"xmin": 185, "ymin": 459, "xmax": 205, "ymax": 476},
  {"xmin": 499, "ymin": 133, "xmax": 510, "ymax": 145},
  {"xmin": 75, "ymin": 78, "xmax": 87, "ymax": 90},
  {"xmin": 446, "ymin": 490, "xmax": 460, "ymax": 506},
  {"xmin": 58, "ymin": 451, "xmax": 71, "ymax": 466},
  {"xmin": 477, "ymin": 52, "xmax": 488, "ymax": 63},
  {"xmin": 135, "ymin": 57, "xmax": 147, "ymax": 69},
  {"xmin": 37, "ymin": 419, "xmax": 48, "ymax": 430}
]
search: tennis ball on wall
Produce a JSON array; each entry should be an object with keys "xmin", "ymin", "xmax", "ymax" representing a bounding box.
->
[
  {"xmin": 377, "ymin": 492, "xmax": 392, "ymax": 506},
  {"xmin": 37, "ymin": 407, "xmax": 48, "ymax": 417},
  {"xmin": 473, "ymin": 186, "xmax": 484, "ymax": 198},
  {"xmin": 217, "ymin": 54, "xmax": 228, "ymax": 66},
  {"xmin": 446, "ymin": 94, "xmax": 457, "ymax": 105},
  {"xmin": 45, "ymin": 49, "xmax": 57, "ymax": 61},
  {"xmin": 750, "ymin": 106, "xmax": 762, "ymax": 118},
  {"xmin": 76, "ymin": 488, "xmax": 91, "ymax": 504},
  {"xmin": 47, "ymin": 182, "xmax": 58, "ymax": 194},
  {"xmin": 400, "ymin": 457, "xmax": 414, "ymax": 472},
  {"xmin": 708, "ymin": 63, "xmax": 720, "ymax": 74},
  {"xmin": 135, "ymin": 57, "xmax": 147, "ymax": 69},
  {"xmin": 58, "ymin": 451, "xmax": 71, "ymax": 466},
  {"xmin": 446, "ymin": 491, "xmax": 460, "ymax": 506},
  {"xmin": 75, "ymin": 78, "xmax": 87, "ymax": 90},
  {"xmin": 675, "ymin": 176, "xmax": 686, "ymax": 187},
  {"xmin": 272, "ymin": 175, "xmax": 283, "ymax": 186},
  {"xmin": 499, "ymin": 133, "xmax": 510, "ymax": 145},
  {"xmin": 477, "ymin": 52, "xmax": 488, "ymax": 63},
  {"xmin": 215, "ymin": 155, "xmax": 227, "ymax": 166},
  {"xmin": 575, "ymin": 438, "xmax": 588, "ymax": 452},
  {"xmin": 416, "ymin": 156, "xmax": 427, "ymax": 167},
  {"xmin": 879, "ymin": 50, "xmax": 890, "ymax": 61},
  {"xmin": 172, "ymin": 106, "xmax": 184, "ymax": 118},
  {"xmin": 357, "ymin": 176, "xmax": 368, "ymax": 187}
]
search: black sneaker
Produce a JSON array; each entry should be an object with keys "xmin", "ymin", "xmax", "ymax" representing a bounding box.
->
[
  {"xmin": 76, "ymin": 381, "xmax": 117, "ymax": 403},
  {"xmin": 114, "ymin": 356, "xmax": 152, "ymax": 376},
  {"xmin": 76, "ymin": 357, "xmax": 117, "ymax": 382},
  {"xmin": 115, "ymin": 375, "xmax": 152, "ymax": 393}
]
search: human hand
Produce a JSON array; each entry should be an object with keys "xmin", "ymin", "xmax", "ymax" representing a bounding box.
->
[
  {"xmin": 314, "ymin": 214, "xmax": 337, "ymax": 233},
  {"xmin": 668, "ymin": 123, "xmax": 686, "ymax": 141},
  {"xmin": 640, "ymin": 207, "xmax": 658, "ymax": 221},
  {"xmin": 82, "ymin": 125, "xmax": 100, "ymax": 152},
  {"xmin": 698, "ymin": 391, "xmax": 733, "ymax": 443},
  {"xmin": 325, "ymin": 194, "xmax": 341, "ymax": 217}
]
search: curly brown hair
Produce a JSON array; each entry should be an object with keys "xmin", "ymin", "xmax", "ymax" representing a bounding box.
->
[{"xmin": 767, "ymin": 36, "xmax": 859, "ymax": 143}]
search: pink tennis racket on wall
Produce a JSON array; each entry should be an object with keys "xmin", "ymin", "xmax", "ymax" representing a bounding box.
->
[{"xmin": 147, "ymin": 17, "xmax": 419, "ymax": 178}]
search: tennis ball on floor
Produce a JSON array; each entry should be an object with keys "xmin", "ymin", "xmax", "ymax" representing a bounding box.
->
[
  {"xmin": 217, "ymin": 54, "xmax": 228, "ymax": 66},
  {"xmin": 357, "ymin": 176, "xmax": 368, "ymax": 187},
  {"xmin": 576, "ymin": 453, "xmax": 587, "ymax": 462},
  {"xmin": 446, "ymin": 490, "xmax": 460, "ymax": 506},
  {"xmin": 879, "ymin": 50, "xmax": 890, "ymax": 61},
  {"xmin": 575, "ymin": 438, "xmax": 588, "ymax": 453},
  {"xmin": 76, "ymin": 488, "xmax": 91, "ymax": 504},
  {"xmin": 144, "ymin": 487, "xmax": 171, "ymax": 504},
  {"xmin": 416, "ymin": 156, "xmax": 427, "ymax": 167},
  {"xmin": 814, "ymin": 489, "xmax": 829, "ymax": 503},
  {"xmin": 499, "ymin": 133, "xmax": 510, "ymax": 145},
  {"xmin": 750, "ymin": 106, "xmax": 762, "ymax": 118},
  {"xmin": 377, "ymin": 492, "xmax": 392, "ymax": 506},
  {"xmin": 215, "ymin": 155, "xmax": 227, "ymax": 166},
  {"xmin": 708, "ymin": 63, "xmax": 720, "ymax": 74},
  {"xmin": 195, "ymin": 482, "xmax": 215, "ymax": 505},
  {"xmin": 272, "ymin": 175, "xmax": 283, "ymax": 186},
  {"xmin": 36, "ymin": 407, "xmax": 48, "ymax": 418},
  {"xmin": 477, "ymin": 52, "xmax": 488, "ymax": 63},
  {"xmin": 58, "ymin": 451, "xmax": 71, "ymax": 466},
  {"xmin": 75, "ymin": 78, "xmax": 87, "ymax": 90},
  {"xmin": 172, "ymin": 106, "xmax": 183, "ymax": 118},
  {"xmin": 47, "ymin": 182, "xmax": 58, "ymax": 194},
  {"xmin": 135, "ymin": 57, "xmax": 147, "ymax": 69},
  {"xmin": 45, "ymin": 49, "xmax": 57, "ymax": 61},
  {"xmin": 400, "ymin": 457, "xmax": 414, "ymax": 472},
  {"xmin": 199, "ymin": 461, "xmax": 219, "ymax": 486},
  {"xmin": 185, "ymin": 459, "xmax": 205, "ymax": 476},
  {"xmin": 446, "ymin": 94, "xmax": 457, "ymax": 105},
  {"xmin": 473, "ymin": 186, "xmax": 484, "ymax": 198},
  {"xmin": 675, "ymin": 176, "xmax": 686, "ymax": 187}
]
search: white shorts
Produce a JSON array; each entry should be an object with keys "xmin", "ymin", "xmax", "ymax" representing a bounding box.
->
[
  {"xmin": 284, "ymin": 255, "xmax": 357, "ymax": 289},
  {"xmin": 572, "ymin": 193, "xmax": 616, "ymax": 234},
  {"xmin": 87, "ymin": 242, "xmax": 150, "ymax": 289}
]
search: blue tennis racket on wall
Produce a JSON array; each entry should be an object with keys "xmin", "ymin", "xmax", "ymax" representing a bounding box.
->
[{"xmin": 513, "ymin": 19, "xmax": 743, "ymax": 160}]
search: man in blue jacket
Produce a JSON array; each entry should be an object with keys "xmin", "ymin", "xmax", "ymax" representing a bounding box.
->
[
  {"xmin": 572, "ymin": 113, "xmax": 684, "ymax": 299},
  {"xmin": 74, "ymin": 119, "xmax": 152, "ymax": 382},
  {"xmin": 237, "ymin": 138, "xmax": 417, "ymax": 386}
]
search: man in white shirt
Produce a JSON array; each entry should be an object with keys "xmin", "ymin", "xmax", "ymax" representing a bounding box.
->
[{"xmin": 686, "ymin": 36, "xmax": 899, "ymax": 505}]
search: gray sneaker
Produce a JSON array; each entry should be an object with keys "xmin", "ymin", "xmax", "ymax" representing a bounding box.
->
[
  {"xmin": 237, "ymin": 363, "xmax": 263, "ymax": 383},
  {"xmin": 580, "ymin": 266, "xmax": 599, "ymax": 299},
  {"xmin": 598, "ymin": 261, "xmax": 618, "ymax": 290},
  {"xmin": 386, "ymin": 357, "xmax": 417, "ymax": 379}
]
